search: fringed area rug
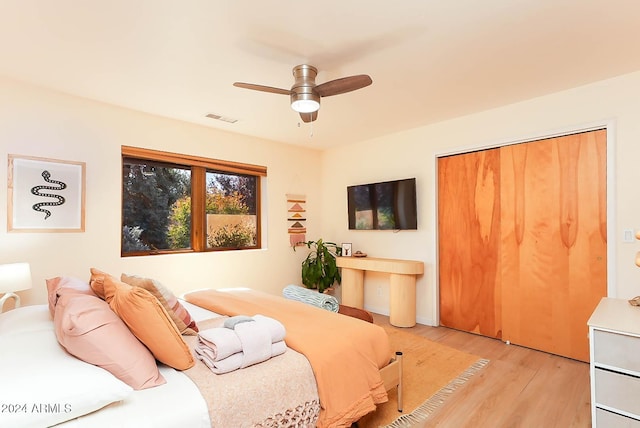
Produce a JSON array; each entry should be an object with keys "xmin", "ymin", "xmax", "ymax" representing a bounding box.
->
[{"xmin": 357, "ymin": 326, "xmax": 489, "ymax": 428}]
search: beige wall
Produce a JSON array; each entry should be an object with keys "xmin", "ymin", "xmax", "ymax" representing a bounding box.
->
[
  {"xmin": 0, "ymin": 77, "xmax": 323, "ymax": 306},
  {"xmin": 321, "ymin": 70, "xmax": 640, "ymax": 325},
  {"xmin": 5, "ymin": 70, "xmax": 640, "ymax": 325}
]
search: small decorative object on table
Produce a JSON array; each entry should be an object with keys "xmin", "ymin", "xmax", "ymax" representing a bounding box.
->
[
  {"xmin": 342, "ymin": 243, "xmax": 352, "ymax": 257},
  {"xmin": 353, "ymin": 251, "xmax": 367, "ymax": 258}
]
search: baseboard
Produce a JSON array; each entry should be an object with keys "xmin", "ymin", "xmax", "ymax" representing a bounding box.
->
[{"xmin": 366, "ymin": 305, "xmax": 436, "ymax": 327}]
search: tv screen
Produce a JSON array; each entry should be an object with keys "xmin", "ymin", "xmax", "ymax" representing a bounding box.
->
[{"xmin": 347, "ymin": 178, "xmax": 417, "ymax": 230}]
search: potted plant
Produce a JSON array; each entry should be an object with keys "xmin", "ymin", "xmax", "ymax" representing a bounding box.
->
[{"xmin": 295, "ymin": 239, "xmax": 342, "ymax": 293}]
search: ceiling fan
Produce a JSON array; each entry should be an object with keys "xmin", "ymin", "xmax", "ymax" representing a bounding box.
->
[{"xmin": 233, "ymin": 64, "xmax": 372, "ymax": 123}]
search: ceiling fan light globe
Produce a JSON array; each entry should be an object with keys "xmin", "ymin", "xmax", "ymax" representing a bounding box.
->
[{"xmin": 291, "ymin": 99, "xmax": 320, "ymax": 113}]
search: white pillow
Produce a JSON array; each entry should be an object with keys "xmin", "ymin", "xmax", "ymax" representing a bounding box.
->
[{"xmin": 0, "ymin": 307, "xmax": 133, "ymax": 428}]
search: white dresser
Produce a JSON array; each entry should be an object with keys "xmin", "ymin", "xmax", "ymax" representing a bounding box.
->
[{"xmin": 588, "ymin": 298, "xmax": 640, "ymax": 427}]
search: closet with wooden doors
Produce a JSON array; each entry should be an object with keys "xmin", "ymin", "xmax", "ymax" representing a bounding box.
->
[{"xmin": 438, "ymin": 129, "xmax": 607, "ymax": 362}]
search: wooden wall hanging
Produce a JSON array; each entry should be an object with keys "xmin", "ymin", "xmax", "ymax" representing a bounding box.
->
[{"xmin": 286, "ymin": 194, "xmax": 306, "ymax": 246}]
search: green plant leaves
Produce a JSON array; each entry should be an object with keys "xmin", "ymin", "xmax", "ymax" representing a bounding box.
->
[{"xmin": 297, "ymin": 239, "xmax": 342, "ymax": 293}]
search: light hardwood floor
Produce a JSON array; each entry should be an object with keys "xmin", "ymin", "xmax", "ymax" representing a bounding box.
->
[{"xmin": 372, "ymin": 313, "xmax": 592, "ymax": 428}]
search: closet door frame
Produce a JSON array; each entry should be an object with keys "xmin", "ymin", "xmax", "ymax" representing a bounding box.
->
[{"xmin": 432, "ymin": 120, "xmax": 617, "ymax": 326}]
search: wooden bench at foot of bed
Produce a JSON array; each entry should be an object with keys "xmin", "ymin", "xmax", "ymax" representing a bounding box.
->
[
  {"xmin": 380, "ymin": 351, "xmax": 403, "ymax": 413},
  {"xmin": 338, "ymin": 305, "xmax": 403, "ymax": 413}
]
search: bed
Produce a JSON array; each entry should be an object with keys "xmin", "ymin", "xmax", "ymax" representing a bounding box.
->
[{"xmin": 0, "ymin": 271, "xmax": 402, "ymax": 428}]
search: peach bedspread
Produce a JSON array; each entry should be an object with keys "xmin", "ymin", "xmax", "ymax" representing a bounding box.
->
[{"xmin": 184, "ymin": 288, "xmax": 391, "ymax": 428}]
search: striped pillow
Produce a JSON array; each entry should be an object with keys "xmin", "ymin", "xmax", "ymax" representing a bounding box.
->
[
  {"xmin": 120, "ymin": 274, "xmax": 198, "ymax": 335},
  {"xmin": 282, "ymin": 284, "xmax": 339, "ymax": 312}
]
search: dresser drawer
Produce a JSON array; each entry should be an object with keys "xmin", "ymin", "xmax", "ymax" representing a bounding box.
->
[
  {"xmin": 595, "ymin": 368, "xmax": 640, "ymax": 417},
  {"xmin": 596, "ymin": 408, "xmax": 640, "ymax": 427},
  {"xmin": 593, "ymin": 329, "xmax": 640, "ymax": 372}
]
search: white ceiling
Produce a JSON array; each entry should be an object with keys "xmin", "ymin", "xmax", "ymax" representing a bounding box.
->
[{"xmin": 2, "ymin": 1, "xmax": 640, "ymax": 150}]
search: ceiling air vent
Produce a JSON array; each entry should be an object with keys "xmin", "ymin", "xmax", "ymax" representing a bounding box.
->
[{"xmin": 205, "ymin": 113, "xmax": 238, "ymax": 123}]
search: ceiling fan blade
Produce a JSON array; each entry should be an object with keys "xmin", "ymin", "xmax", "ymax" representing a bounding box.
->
[
  {"xmin": 300, "ymin": 111, "xmax": 318, "ymax": 123},
  {"xmin": 233, "ymin": 82, "xmax": 291, "ymax": 95},
  {"xmin": 315, "ymin": 75, "xmax": 372, "ymax": 97}
]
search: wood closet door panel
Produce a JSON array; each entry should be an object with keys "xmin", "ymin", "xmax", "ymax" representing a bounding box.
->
[
  {"xmin": 438, "ymin": 148, "xmax": 502, "ymax": 338},
  {"xmin": 501, "ymin": 130, "xmax": 607, "ymax": 362}
]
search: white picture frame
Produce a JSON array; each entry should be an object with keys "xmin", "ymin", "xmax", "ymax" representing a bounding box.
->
[
  {"xmin": 342, "ymin": 242, "xmax": 353, "ymax": 257},
  {"xmin": 8, "ymin": 155, "xmax": 86, "ymax": 232}
]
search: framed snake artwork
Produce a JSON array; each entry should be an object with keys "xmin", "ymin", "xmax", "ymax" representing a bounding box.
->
[{"xmin": 7, "ymin": 155, "xmax": 85, "ymax": 232}]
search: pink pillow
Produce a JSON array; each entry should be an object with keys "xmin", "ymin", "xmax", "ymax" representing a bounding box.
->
[
  {"xmin": 46, "ymin": 277, "xmax": 98, "ymax": 317},
  {"xmin": 53, "ymin": 292, "xmax": 166, "ymax": 390}
]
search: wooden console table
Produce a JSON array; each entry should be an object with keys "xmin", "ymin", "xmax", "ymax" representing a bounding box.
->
[{"xmin": 336, "ymin": 257, "xmax": 424, "ymax": 327}]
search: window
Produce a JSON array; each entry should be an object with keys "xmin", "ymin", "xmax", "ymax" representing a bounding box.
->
[{"xmin": 121, "ymin": 146, "xmax": 265, "ymax": 256}]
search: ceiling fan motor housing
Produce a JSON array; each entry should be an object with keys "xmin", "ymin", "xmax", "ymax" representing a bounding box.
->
[
  {"xmin": 233, "ymin": 63, "xmax": 371, "ymax": 120},
  {"xmin": 290, "ymin": 64, "xmax": 320, "ymax": 112}
]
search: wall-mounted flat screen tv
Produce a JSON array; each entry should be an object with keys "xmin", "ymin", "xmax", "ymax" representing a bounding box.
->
[{"xmin": 347, "ymin": 178, "xmax": 417, "ymax": 230}]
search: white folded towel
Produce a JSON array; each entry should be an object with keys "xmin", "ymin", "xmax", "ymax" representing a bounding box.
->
[
  {"xmin": 253, "ymin": 314, "xmax": 286, "ymax": 342},
  {"xmin": 195, "ymin": 341, "xmax": 287, "ymax": 374},
  {"xmin": 196, "ymin": 314, "xmax": 285, "ymax": 362},
  {"xmin": 234, "ymin": 320, "xmax": 272, "ymax": 367},
  {"xmin": 195, "ymin": 314, "xmax": 288, "ymax": 374},
  {"xmin": 198, "ymin": 328, "xmax": 242, "ymax": 361}
]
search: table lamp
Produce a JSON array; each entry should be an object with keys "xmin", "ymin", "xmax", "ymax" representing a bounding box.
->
[{"xmin": 0, "ymin": 263, "xmax": 32, "ymax": 312}]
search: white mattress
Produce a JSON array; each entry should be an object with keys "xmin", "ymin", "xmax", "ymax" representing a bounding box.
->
[
  {"xmin": 58, "ymin": 365, "xmax": 210, "ymax": 428},
  {"xmin": 181, "ymin": 299, "xmax": 223, "ymax": 322}
]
